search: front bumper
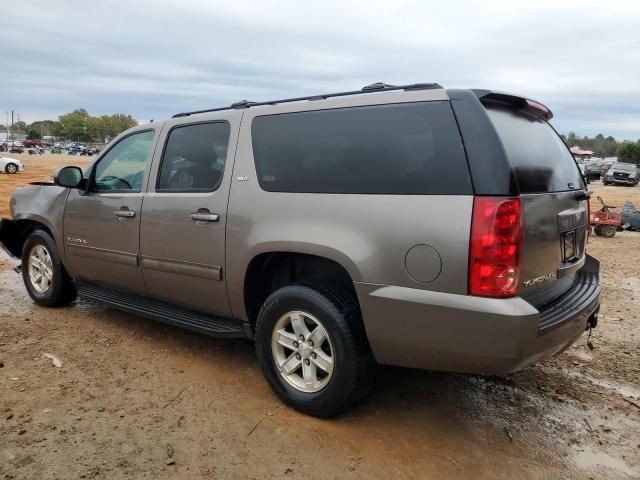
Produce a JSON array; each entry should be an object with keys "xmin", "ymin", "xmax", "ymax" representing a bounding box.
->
[
  {"xmin": 356, "ymin": 255, "xmax": 601, "ymax": 374},
  {"xmin": 607, "ymin": 177, "xmax": 636, "ymax": 185}
]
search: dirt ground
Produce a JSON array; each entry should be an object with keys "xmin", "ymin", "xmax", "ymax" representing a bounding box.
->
[{"xmin": 1, "ymin": 155, "xmax": 639, "ymax": 479}]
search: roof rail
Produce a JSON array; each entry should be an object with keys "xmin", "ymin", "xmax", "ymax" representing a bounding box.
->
[{"xmin": 171, "ymin": 82, "xmax": 443, "ymax": 118}]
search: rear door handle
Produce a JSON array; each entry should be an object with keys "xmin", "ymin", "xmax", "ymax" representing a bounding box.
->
[
  {"xmin": 190, "ymin": 212, "xmax": 220, "ymax": 222},
  {"xmin": 114, "ymin": 210, "xmax": 136, "ymax": 218}
]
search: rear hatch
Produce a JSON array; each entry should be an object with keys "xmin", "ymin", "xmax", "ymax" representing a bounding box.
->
[{"xmin": 482, "ymin": 97, "xmax": 589, "ymax": 308}]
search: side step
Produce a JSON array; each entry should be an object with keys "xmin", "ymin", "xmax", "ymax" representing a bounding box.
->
[{"xmin": 74, "ymin": 281, "xmax": 252, "ymax": 339}]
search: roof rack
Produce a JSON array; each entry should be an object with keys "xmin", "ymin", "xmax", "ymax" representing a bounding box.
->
[{"xmin": 172, "ymin": 82, "xmax": 443, "ymax": 118}]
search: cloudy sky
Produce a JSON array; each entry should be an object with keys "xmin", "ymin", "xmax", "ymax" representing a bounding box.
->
[{"xmin": 1, "ymin": 0, "xmax": 639, "ymax": 139}]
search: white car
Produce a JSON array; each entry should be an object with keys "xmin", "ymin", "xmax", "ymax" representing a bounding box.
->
[{"xmin": 0, "ymin": 156, "xmax": 24, "ymax": 174}]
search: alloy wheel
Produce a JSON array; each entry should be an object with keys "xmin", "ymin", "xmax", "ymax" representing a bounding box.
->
[
  {"xmin": 28, "ymin": 245, "xmax": 54, "ymax": 294},
  {"xmin": 271, "ymin": 310, "xmax": 335, "ymax": 393}
]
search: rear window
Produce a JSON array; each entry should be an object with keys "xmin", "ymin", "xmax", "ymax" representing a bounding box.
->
[
  {"xmin": 486, "ymin": 105, "xmax": 584, "ymax": 193},
  {"xmin": 251, "ymin": 102, "xmax": 471, "ymax": 194}
]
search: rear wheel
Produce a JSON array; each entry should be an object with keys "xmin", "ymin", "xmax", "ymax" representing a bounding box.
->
[
  {"xmin": 600, "ymin": 225, "xmax": 616, "ymax": 238},
  {"xmin": 594, "ymin": 225, "xmax": 604, "ymax": 236},
  {"xmin": 5, "ymin": 163, "xmax": 18, "ymax": 174},
  {"xmin": 22, "ymin": 230, "xmax": 76, "ymax": 307},
  {"xmin": 255, "ymin": 283, "xmax": 375, "ymax": 418}
]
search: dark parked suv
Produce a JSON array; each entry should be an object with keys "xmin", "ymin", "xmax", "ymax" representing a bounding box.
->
[
  {"xmin": 0, "ymin": 83, "xmax": 601, "ymax": 417},
  {"xmin": 603, "ymin": 162, "xmax": 639, "ymax": 186}
]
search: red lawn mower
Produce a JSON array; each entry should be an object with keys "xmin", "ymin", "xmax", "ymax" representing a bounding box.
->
[{"xmin": 589, "ymin": 196, "xmax": 622, "ymax": 238}]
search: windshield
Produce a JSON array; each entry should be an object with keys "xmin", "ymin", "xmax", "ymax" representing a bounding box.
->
[{"xmin": 612, "ymin": 163, "xmax": 636, "ymax": 172}]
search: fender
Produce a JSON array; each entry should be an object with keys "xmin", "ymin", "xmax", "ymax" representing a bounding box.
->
[{"xmin": 1, "ymin": 184, "xmax": 71, "ymax": 266}]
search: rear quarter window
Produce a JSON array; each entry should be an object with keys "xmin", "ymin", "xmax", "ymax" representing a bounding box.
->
[
  {"xmin": 251, "ymin": 102, "xmax": 472, "ymax": 195},
  {"xmin": 486, "ymin": 105, "xmax": 584, "ymax": 193}
]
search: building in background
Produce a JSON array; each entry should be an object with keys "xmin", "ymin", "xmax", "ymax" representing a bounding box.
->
[{"xmin": 570, "ymin": 146, "xmax": 594, "ymax": 161}]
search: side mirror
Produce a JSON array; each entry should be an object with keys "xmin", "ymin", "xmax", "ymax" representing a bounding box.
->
[{"xmin": 54, "ymin": 166, "xmax": 84, "ymax": 188}]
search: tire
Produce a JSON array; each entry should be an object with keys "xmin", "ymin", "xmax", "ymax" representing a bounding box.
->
[
  {"xmin": 5, "ymin": 163, "xmax": 18, "ymax": 174},
  {"xmin": 21, "ymin": 229, "xmax": 76, "ymax": 307},
  {"xmin": 600, "ymin": 225, "xmax": 616, "ymax": 238},
  {"xmin": 594, "ymin": 225, "xmax": 603, "ymax": 236},
  {"xmin": 255, "ymin": 283, "xmax": 376, "ymax": 418}
]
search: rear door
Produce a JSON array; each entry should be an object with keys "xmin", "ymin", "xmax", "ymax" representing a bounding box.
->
[
  {"xmin": 139, "ymin": 112, "xmax": 240, "ymax": 317},
  {"xmin": 484, "ymin": 103, "xmax": 588, "ymax": 306}
]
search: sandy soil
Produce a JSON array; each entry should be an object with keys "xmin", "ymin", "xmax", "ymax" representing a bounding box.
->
[{"xmin": 1, "ymin": 162, "xmax": 639, "ymax": 479}]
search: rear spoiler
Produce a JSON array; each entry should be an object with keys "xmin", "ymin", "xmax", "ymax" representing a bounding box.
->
[{"xmin": 472, "ymin": 90, "xmax": 553, "ymax": 120}]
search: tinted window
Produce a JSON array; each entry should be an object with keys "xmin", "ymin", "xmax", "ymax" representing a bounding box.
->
[
  {"xmin": 251, "ymin": 102, "xmax": 471, "ymax": 194},
  {"xmin": 158, "ymin": 122, "xmax": 230, "ymax": 192},
  {"xmin": 94, "ymin": 130, "xmax": 154, "ymax": 192},
  {"xmin": 486, "ymin": 106, "xmax": 584, "ymax": 193}
]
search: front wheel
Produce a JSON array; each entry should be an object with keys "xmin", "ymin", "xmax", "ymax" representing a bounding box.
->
[
  {"xmin": 5, "ymin": 163, "xmax": 18, "ymax": 174},
  {"xmin": 22, "ymin": 230, "xmax": 76, "ymax": 307},
  {"xmin": 255, "ymin": 283, "xmax": 375, "ymax": 418}
]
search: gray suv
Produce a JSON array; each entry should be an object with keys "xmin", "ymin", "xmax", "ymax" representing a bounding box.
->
[
  {"xmin": 0, "ymin": 83, "xmax": 601, "ymax": 417},
  {"xmin": 603, "ymin": 162, "xmax": 639, "ymax": 186}
]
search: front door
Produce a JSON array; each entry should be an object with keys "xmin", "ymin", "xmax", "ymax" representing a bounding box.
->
[
  {"xmin": 140, "ymin": 116, "xmax": 239, "ymax": 317},
  {"xmin": 63, "ymin": 129, "xmax": 157, "ymax": 294}
]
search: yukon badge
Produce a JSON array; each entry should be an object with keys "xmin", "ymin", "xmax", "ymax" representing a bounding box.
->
[
  {"xmin": 67, "ymin": 237, "xmax": 88, "ymax": 245},
  {"xmin": 522, "ymin": 272, "xmax": 555, "ymax": 287}
]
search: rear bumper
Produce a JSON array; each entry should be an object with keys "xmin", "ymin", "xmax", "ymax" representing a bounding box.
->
[{"xmin": 356, "ymin": 255, "xmax": 601, "ymax": 374}]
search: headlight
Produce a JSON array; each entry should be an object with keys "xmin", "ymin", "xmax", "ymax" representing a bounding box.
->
[{"xmin": 606, "ymin": 171, "xmax": 613, "ymax": 176}]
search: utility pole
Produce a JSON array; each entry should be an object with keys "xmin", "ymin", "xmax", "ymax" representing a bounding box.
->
[{"xmin": 10, "ymin": 110, "xmax": 13, "ymax": 141}]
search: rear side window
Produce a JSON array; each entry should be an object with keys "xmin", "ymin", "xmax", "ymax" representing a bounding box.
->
[
  {"xmin": 157, "ymin": 122, "xmax": 230, "ymax": 192},
  {"xmin": 486, "ymin": 105, "xmax": 584, "ymax": 193},
  {"xmin": 251, "ymin": 102, "xmax": 471, "ymax": 194}
]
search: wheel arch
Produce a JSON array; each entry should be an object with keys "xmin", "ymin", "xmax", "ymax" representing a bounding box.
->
[
  {"xmin": 0, "ymin": 217, "xmax": 55, "ymax": 258},
  {"xmin": 242, "ymin": 251, "xmax": 361, "ymax": 329}
]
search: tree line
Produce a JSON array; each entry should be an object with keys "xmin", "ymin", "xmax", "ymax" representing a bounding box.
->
[
  {"xmin": 0, "ymin": 109, "xmax": 138, "ymax": 143},
  {"xmin": 560, "ymin": 132, "xmax": 640, "ymax": 165}
]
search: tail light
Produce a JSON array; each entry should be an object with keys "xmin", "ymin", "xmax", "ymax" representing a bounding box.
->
[{"xmin": 469, "ymin": 197, "xmax": 523, "ymax": 297}]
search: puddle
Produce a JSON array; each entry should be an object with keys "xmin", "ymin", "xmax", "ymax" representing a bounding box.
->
[
  {"xmin": 546, "ymin": 365, "xmax": 640, "ymax": 400},
  {"xmin": 572, "ymin": 448, "xmax": 637, "ymax": 478}
]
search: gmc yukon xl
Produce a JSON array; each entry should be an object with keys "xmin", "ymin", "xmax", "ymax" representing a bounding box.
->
[{"xmin": 0, "ymin": 83, "xmax": 601, "ymax": 417}]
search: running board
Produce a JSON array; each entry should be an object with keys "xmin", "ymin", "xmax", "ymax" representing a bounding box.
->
[{"xmin": 74, "ymin": 281, "xmax": 252, "ymax": 339}]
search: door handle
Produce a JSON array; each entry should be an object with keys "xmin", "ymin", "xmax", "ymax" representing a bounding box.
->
[
  {"xmin": 190, "ymin": 212, "xmax": 220, "ymax": 222},
  {"xmin": 114, "ymin": 210, "xmax": 136, "ymax": 218}
]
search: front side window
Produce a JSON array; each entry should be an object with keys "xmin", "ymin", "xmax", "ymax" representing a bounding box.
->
[
  {"xmin": 94, "ymin": 130, "xmax": 155, "ymax": 192},
  {"xmin": 157, "ymin": 122, "xmax": 230, "ymax": 192}
]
